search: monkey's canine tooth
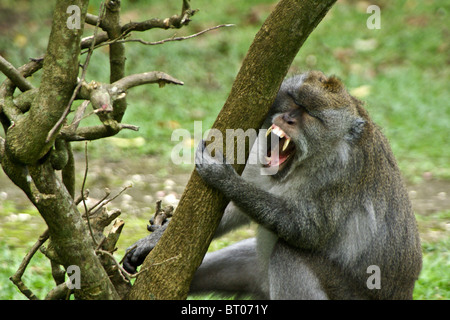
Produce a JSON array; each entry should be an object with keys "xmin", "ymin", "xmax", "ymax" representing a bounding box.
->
[
  {"xmin": 266, "ymin": 126, "xmax": 273, "ymax": 137},
  {"xmin": 282, "ymin": 137, "xmax": 291, "ymax": 151}
]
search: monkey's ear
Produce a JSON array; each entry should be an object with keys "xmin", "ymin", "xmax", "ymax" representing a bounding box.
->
[
  {"xmin": 346, "ymin": 117, "xmax": 366, "ymax": 141},
  {"xmin": 323, "ymin": 76, "xmax": 344, "ymax": 93}
]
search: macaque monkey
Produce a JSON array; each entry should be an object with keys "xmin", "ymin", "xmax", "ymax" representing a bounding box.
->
[{"xmin": 125, "ymin": 71, "xmax": 422, "ymax": 299}]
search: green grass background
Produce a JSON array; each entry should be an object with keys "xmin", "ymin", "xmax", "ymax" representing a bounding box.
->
[{"xmin": 0, "ymin": 0, "xmax": 448, "ymax": 299}]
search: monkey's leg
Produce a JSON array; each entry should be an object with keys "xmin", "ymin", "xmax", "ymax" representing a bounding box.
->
[
  {"xmin": 268, "ymin": 241, "xmax": 329, "ymax": 300},
  {"xmin": 190, "ymin": 238, "xmax": 267, "ymax": 298}
]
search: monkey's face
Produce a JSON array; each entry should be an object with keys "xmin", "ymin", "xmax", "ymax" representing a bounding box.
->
[{"xmin": 264, "ymin": 71, "xmax": 366, "ymax": 179}]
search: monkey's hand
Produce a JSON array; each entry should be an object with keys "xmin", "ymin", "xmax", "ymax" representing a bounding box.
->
[
  {"xmin": 195, "ymin": 140, "xmax": 238, "ymax": 190},
  {"xmin": 122, "ymin": 223, "xmax": 168, "ymax": 274}
]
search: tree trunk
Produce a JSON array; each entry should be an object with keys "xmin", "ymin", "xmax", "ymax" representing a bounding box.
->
[
  {"xmin": 1, "ymin": 0, "xmax": 120, "ymax": 299},
  {"xmin": 128, "ymin": 0, "xmax": 337, "ymax": 300}
]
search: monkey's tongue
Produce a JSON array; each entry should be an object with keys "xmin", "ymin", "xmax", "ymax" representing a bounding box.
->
[{"xmin": 267, "ymin": 151, "xmax": 290, "ymax": 167}]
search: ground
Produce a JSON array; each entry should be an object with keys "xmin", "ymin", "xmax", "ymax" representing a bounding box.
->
[{"xmin": 0, "ymin": 154, "xmax": 448, "ymax": 249}]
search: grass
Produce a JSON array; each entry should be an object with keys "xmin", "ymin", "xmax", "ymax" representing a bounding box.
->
[
  {"xmin": 0, "ymin": 241, "xmax": 54, "ymax": 300},
  {"xmin": 414, "ymin": 238, "xmax": 450, "ymax": 300},
  {"xmin": 1, "ymin": 232, "xmax": 447, "ymax": 300},
  {"xmin": 0, "ymin": 0, "xmax": 448, "ymax": 300}
]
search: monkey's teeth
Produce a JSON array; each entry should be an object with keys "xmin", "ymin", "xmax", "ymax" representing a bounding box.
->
[
  {"xmin": 282, "ymin": 138, "xmax": 291, "ymax": 151},
  {"xmin": 273, "ymin": 127, "xmax": 281, "ymax": 136},
  {"xmin": 268, "ymin": 124, "xmax": 289, "ymax": 139},
  {"xmin": 272, "ymin": 125, "xmax": 282, "ymax": 137}
]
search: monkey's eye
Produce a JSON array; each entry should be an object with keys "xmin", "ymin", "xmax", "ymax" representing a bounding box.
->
[
  {"xmin": 305, "ymin": 109, "xmax": 324, "ymax": 123},
  {"xmin": 287, "ymin": 93, "xmax": 319, "ymax": 120},
  {"xmin": 294, "ymin": 102, "xmax": 324, "ymax": 123}
]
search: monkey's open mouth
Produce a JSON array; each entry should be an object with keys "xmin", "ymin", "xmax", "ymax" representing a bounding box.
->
[{"xmin": 264, "ymin": 124, "xmax": 295, "ymax": 168}]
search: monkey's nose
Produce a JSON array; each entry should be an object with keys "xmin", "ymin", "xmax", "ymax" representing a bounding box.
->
[{"xmin": 282, "ymin": 113, "xmax": 297, "ymax": 125}]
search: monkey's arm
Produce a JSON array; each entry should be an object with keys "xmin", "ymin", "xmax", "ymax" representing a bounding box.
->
[
  {"xmin": 214, "ymin": 202, "xmax": 252, "ymax": 238},
  {"xmin": 195, "ymin": 141, "xmax": 333, "ymax": 249}
]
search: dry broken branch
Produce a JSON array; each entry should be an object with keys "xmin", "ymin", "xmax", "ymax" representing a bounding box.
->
[
  {"xmin": 148, "ymin": 200, "xmax": 173, "ymax": 232},
  {"xmin": 57, "ymin": 71, "xmax": 182, "ymax": 141}
]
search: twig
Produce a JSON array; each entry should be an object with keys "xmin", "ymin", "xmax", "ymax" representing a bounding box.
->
[
  {"xmin": 87, "ymin": 188, "xmax": 111, "ymax": 214},
  {"xmin": 68, "ymin": 100, "xmax": 90, "ymax": 131},
  {"xmin": 75, "ymin": 189, "xmax": 89, "ymax": 206},
  {"xmin": 96, "ymin": 249, "xmax": 131, "ymax": 283},
  {"xmin": 89, "ymin": 24, "xmax": 235, "ymax": 52},
  {"xmin": 81, "ymin": 141, "xmax": 97, "ymax": 246},
  {"xmin": 128, "ymin": 254, "xmax": 182, "ymax": 279},
  {"xmin": 98, "ymin": 184, "xmax": 132, "ymax": 209},
  {"xmin": 148, "ymin": 254, "xmax": 181, "ymax": 267},
  {"xmin": 45, "ymin": 2, "xmax": 106, "ymax": 144}
]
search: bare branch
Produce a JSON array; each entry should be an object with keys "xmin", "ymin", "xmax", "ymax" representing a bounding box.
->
[
  {"xmin": 0, "ymin": 55, "xmax": 34, "ymax": 92},
  {"xmin": 85, "ymin": 13, "xmax": 106, "ymax": 30},
  {"xmin": 85, "ymin": 13, "xmax": 99, "ymax": 25},
  {"xmin": 90, "ymin": 24, "xmax": 235, "ymax": 51},
  {"xmin": 60, "ymin": 122, "xmax": 139, "ymax": 142},
  {"xmin": 112, "ymin": 71, "xmax": 184, "ymax": 92}
]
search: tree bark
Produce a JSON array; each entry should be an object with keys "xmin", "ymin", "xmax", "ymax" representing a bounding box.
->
[{"xmin": 128, "ymin": 0, "xmax": 337, "ymax": 300}]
